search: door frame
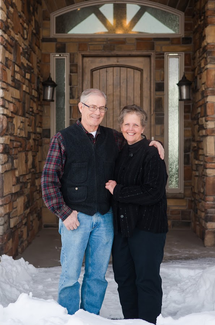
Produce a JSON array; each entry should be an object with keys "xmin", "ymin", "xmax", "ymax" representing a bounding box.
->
[{"xmin": 78, "ymin": 51, "xmax": 155, "ymax": 139}]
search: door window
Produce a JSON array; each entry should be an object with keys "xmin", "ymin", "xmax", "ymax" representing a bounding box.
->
[
  {"xmin": 165, "ymin": 53, "xmax": 184, "ymax": 193},
  {"xmin": 50, "ymin": 54, "xmax": 70, "ymax": 137},
  {"xmin": 51, "ymin": 1, "xmax": 183, "ymax": 37}
]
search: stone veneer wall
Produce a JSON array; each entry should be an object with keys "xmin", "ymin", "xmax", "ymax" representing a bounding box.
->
[
  {"xmin": 41, "ymin": 0, "xmax": 194, "ymax": 230},
  {"xmin": 192, "ymin": 0, "xmax": 215, "ymax": 246},
  {"xmin": 0, "ymin": 0, "xmax": 43, "ymax": 256}
]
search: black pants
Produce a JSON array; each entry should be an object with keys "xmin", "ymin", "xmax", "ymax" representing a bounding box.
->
[{"xmin": 112, "ymin": 229, "xmax": 166, "ymax": 324}]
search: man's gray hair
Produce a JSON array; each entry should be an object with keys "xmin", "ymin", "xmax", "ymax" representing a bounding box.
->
[{"xmin": 80, "ymin": 88, "xmax": 107, "ymax": 103}]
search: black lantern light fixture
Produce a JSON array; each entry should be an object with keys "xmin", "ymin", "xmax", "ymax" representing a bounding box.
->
[
  {"xmin": 42, "ymin": 74, "xmax": 57, "ymax": 102},
  {"xmin": 177, "ymin": 73, "xmax": 192, "ymax": 101}
]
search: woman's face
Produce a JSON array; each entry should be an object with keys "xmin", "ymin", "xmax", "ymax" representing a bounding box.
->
[{"xmin": 121, "ymin": 112, "xmax": 145, "ymax": 145}]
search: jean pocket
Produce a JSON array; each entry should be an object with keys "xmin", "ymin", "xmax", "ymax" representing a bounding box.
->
[{"xmin": 58, "ymin": 219, "xmax": 63, "ymax": 235}]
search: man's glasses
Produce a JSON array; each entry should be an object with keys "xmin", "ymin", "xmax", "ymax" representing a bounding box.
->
[{"xmin": 82, "ymin": 102, "xmax": 108, "ymax": 113}]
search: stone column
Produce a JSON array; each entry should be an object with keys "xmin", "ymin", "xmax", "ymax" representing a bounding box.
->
[
  {"xmin": 192, "ymin": 0, "xmax": 215, "ymax": 246},
  {"xmin": 0, "ymin": 0, "xmax": 43, "ymax": 256}
]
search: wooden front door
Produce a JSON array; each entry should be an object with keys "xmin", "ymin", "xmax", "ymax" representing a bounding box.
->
[{"xmin": 82, "ymin": 56, "xmax": 151, "ymax": 138}]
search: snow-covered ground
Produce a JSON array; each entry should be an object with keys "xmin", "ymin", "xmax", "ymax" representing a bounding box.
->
[{"xmin": 0, "ymin": 254, "xmax": 215, "ymax": 325}]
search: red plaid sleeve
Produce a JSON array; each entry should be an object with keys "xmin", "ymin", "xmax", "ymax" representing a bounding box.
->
[
  {"xmin": 112, "ymin": 129, "xmax": 126, "ymax": 151},
  {"xmin": 41, "ymin": 132, "xmax": 73, "ymax": 221}
]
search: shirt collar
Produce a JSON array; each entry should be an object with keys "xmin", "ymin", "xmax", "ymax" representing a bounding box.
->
[{"xmin": 76, "ymin": 119, "xmax": 101, "ymax": 136}]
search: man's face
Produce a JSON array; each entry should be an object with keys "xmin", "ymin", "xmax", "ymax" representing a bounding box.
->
[{"xmin": 78, "ymin": 94, "xmax": 106, "ymax": 132}]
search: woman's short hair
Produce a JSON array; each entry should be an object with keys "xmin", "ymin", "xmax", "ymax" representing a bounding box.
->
[
  {"xmin": 80, "ymin": 88, "xmax": 107, "ymax": 103},
  {"xmin": 118, "ymin": 104, "xmax": 148, "ymax": 128}
]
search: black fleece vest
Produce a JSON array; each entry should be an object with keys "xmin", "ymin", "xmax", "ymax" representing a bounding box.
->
[{"xmin": 60, "ymin": 124, "xmax": 119, "ymax": 216}]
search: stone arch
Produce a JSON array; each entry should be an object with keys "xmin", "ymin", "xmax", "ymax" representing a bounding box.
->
[{"xmin": 42, "ymin": 0, "xmax": 191, "ymax": 15}]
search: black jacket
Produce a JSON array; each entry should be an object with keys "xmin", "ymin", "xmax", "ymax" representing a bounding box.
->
[{"xmin": 112, "ymin": 137, "xmax": 168, "ymax": 237}]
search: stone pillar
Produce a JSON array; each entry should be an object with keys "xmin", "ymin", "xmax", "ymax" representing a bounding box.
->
[
  {"xmin": 0, "ymin": 1, "xmax": 43, "ymax": 256},
  {"xmin": 192, "ymin": 0, "xmax": 215, "ymax": 246}
]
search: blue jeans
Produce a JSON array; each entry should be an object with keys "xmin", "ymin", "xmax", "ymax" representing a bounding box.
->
[{"xmin": 58, "ymin": 209, "xmax": 114, "ymax": 315}]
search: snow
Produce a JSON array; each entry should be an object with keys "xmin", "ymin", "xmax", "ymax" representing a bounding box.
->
[{"xmin": 1, "ymin": 254, "xmax": 215, "ymax": 325}]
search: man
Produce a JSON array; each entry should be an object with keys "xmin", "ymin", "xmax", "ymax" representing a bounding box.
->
[{"xmin": 41, "ymin": 88, "xmax": 164, "ymax": 316}]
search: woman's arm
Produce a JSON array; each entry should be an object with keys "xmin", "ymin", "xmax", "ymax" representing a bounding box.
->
[{"xmin": 106, "ymin": 149, "xmax": 167, "ymax": 206}]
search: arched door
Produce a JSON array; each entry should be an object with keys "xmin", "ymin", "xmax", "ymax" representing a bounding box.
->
[{"xmin": 82, "ymin": 55, "xmax": 151, "ymax": 138}]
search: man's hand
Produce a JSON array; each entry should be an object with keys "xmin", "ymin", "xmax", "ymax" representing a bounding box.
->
[
  {"xmin": 150, "ymin": 140, "xmax": 164, "ymax": 160},
  {"xmin": 105, "ymin": 180, "xmax": 117, "ymax": 194},
  {"xmin": 63, "ymin": 210, "xmax": 80, "ymax": 230}
]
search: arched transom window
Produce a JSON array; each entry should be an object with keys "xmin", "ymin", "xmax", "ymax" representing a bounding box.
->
[{"xmin": 50, "ymin": 0, "xmax": 184, "ymax": 37}]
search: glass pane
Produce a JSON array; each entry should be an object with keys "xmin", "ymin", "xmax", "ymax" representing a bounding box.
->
[
  {"xmin": 55, "ymin": 3, "xmax": 179, "ymax": 35},
  {"xmin": 168, "ymin": 57, "xmax": 179, "ymax": 188},
  {"xmin": 132, "ymin": 7, "xmax": 179, "ymax": 34},
  {"xmin": 55, "ymin": 58, "xmax": 65, "ymax": 133}
]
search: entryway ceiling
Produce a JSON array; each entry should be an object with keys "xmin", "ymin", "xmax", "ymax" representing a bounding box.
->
[{"xmin": 42, "ymin": 0, "xmax": 192, "ymax": 14}]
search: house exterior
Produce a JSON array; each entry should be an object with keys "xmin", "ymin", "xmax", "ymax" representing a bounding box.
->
[{"xmin": 0, "ymin": 0, "xmax": 215, "ymax": 257}]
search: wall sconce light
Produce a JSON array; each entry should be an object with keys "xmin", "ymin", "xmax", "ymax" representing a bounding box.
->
[
  {"xmin": 42, "ymin": 74, "xmax": 57, "ymax": 102},
  {"xmin": 177, "ymin": 73, "xmax": 192, "ymax": 101}
]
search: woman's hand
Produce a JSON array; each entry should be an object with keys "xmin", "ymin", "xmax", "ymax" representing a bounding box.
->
[
  {"xmin": 149, "ymin": 140, "xmax": 164, "ymax": 160},
  {"xmin": 105, "ymin": 180, "xmax": 117, "ymax": 195}
]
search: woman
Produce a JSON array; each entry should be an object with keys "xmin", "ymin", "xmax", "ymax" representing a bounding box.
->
[{"xmin": 105, "ymin": 105, "xmax": 168, "ymax": 324}]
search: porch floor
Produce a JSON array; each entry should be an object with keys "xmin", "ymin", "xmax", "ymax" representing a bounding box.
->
[{"xmin": 17, "ymin": 228, "xmax": 215, "ymax": 268}]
